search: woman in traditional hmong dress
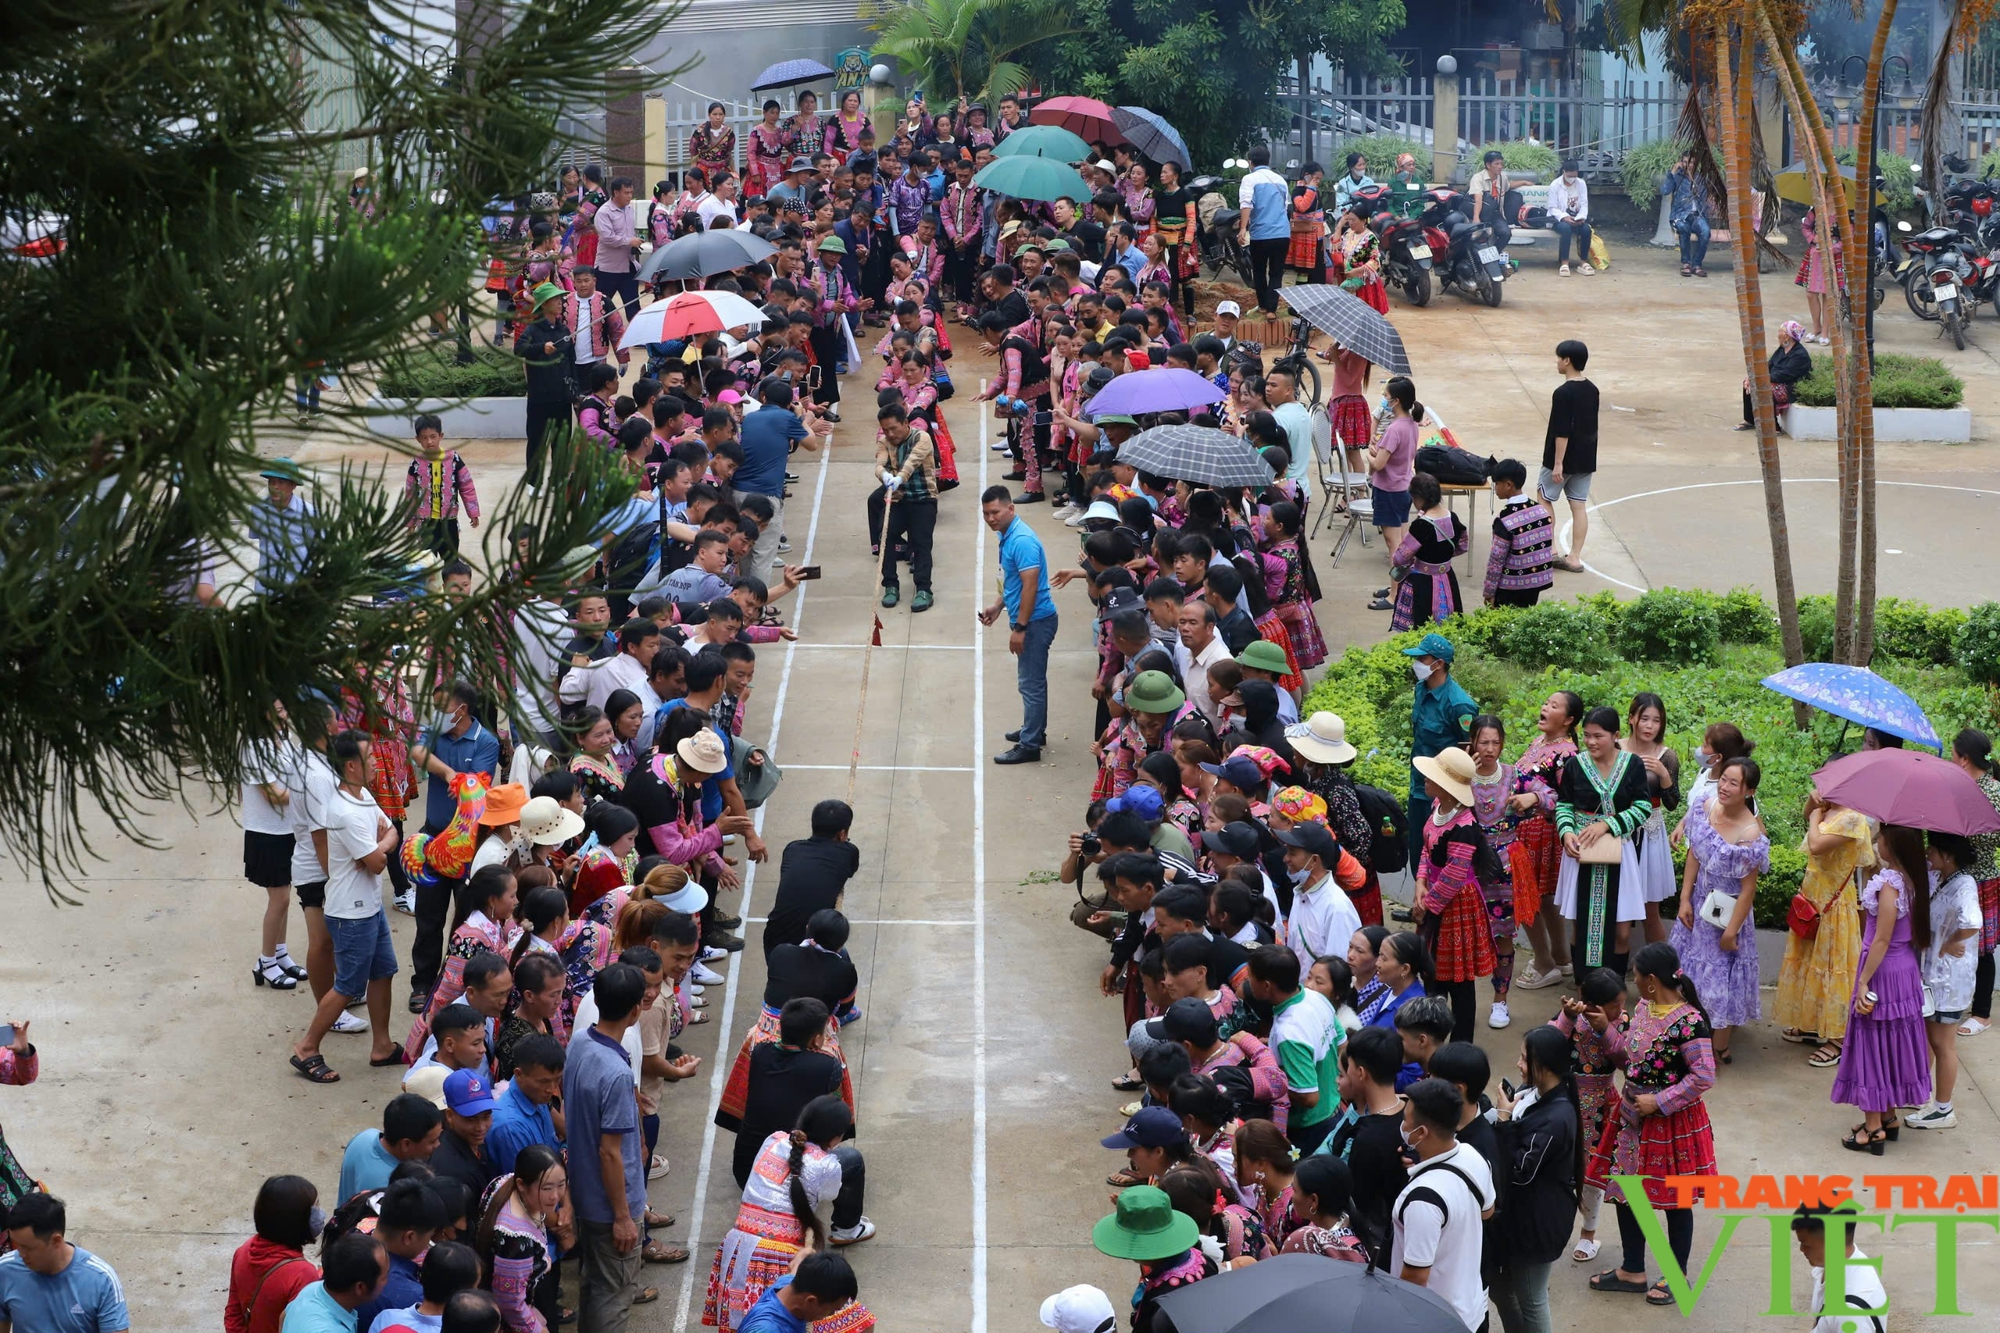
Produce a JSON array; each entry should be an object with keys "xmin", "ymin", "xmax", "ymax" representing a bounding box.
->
[
  {"xmin": 1469, "ymin": 715, "xmax": 1535, "ymax": 1029},
  {"xmin": 1260, "ymin": 500, "xmax": 1326, "ymax": 670},
  {"xmin": 1330, "ymin": 208, "xmax": 1391, "ymax": 313},
  {"xmin": 1555, "ymin": 707, "xmax": 1653, "ymax": 980},
  {"xmin": 406, "ymin": 868, "xmax": 521, "ymax": 1060},
  {"xmin": 1622, "ymin": 692, "xmax": 1681, "ymax": 946},
  {"xmin": 688, "ymin": 102, "xmax": 737, "ymax": 182},
  {"xmin": 479, "ymin": 1145, "xmax": 568, "ymax": 1333},
  {"xmin": 745, "ymin": 100, "xmax": 790, "ymax": 199},
  {"xmin": 783, "ymin": 92, "xmax": 825, "ymax": 166},
  {"xmin": 897, "ymin": 351, "xmax": 958, "ymax": 488},
  {"xmin": 1288, "ymin": 171, "xmax": 1326, "ymax": 277},
  {"xmin": 1411, "ymin": 747, "xmax": 1497, "ymax": 1043},
  {"xmin": 1510, "ymin": 691, "xmax": 1582, "ymax": 991},
  {"xmin": 1559, "ymin": 965, "xmax": 1626, "ymax": 1264},
  {"xmin": 568, "ymin": 706, "xmax": 627, "ymax": 808},
  {"xmin": 1389, "ymin": 471, "xmax": 1464, "ymax": 631},
  {"xmin": 824, "ymin": 90, "xmax": 869, "ymax": 159},
  {"xmin": 1585, "ymin": 943, "xmax": 1716, "ymax": 1306}
]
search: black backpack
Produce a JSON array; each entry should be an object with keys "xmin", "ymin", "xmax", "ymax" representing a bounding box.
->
[
  {"xmin": 1354, "ymin": 783, "xmax": 1409, "ymax": 875},
  {"xmin": 1414, "ymin": 443, "xmax": 1490, "ymax": 487}
]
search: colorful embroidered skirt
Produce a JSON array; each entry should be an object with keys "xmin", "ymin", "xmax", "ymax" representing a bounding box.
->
[
  {"xmin": 1589, "ymin": 1096, "xmax": 1717, "ymax": 1209},
  {"xmin": 1509, "ymin": 816, "xmax": 1559, "ymax": 927}
]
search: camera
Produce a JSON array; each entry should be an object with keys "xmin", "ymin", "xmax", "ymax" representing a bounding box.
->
[{"xmin": 1079, "ymin": 832, "xmax": 1102, "ymax": 858}]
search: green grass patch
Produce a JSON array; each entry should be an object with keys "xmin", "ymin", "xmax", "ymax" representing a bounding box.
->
[{"xmin": 1789, "ymin": 353, "xmax": 1963, "ymax": 410}]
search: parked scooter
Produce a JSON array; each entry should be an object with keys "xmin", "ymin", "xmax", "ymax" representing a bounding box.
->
[
  {"xmin": 1417, "ymin": 188, "xmax": 1507, "ymax": 307},
  {"xmin": 1191, "ymin": 176, "xmax": 1254, "ymax": 286},
  {"xmin": 1351, "ymin": 184, "xmax": 1435, "ymax": 307}
]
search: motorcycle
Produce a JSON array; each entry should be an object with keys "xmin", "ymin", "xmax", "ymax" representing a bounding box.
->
[
  {"xmin": 1351, "ymin": 184, "xmax": 1435, "ymax": 307},
  {"xmin": 1899, "ymin": 225, "xmax": 1979, "ymax": 327},
  {"xmin": 1191, "ymin": 176, "xmax": 1254, "ymax": 286},
  {"xmin": 1927, "ymin": 262, "xmax": 1973, "ymax": 350},
  {"xmin": 1417, "ymin": 187, "xmax": 1507, "ymax": 307}
]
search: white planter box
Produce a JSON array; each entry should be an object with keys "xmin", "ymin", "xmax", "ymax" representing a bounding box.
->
[
  {"xmin": 1779, "ymin": 405, "xmax": 1972, "ymax": 443},
  {"xmin": 367, "ymin": 396, "xmax": 527, "ymax": 439}
]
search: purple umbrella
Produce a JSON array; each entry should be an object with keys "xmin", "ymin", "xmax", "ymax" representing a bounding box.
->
[
  {"xmin": 1761, "ymin": 663, "xmax": 1941, "ymax": 749},
  {"xmin": 1813, "ymin": 749, "xmax": 2000, "ymax": 835},
  {"xmin": 1084, "ymin": 367, "xmax": 1226, "ymax": 418}
]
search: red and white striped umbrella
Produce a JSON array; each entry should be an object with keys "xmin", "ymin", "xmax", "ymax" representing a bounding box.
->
[{"xmin": 619, "ymin": 290, "xmax": 768, "ymax": 349}]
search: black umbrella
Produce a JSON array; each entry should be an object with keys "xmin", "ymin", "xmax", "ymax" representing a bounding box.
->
[
  {"xmin": 1154, "ymin": 1253, "xmax": 1469, "ymax": 1333},
  {"xmin": 751, "ymin": 58, "xmax": 834, "ymax": 91},
  {"xmin": 1117, "ymin": 425, "xmax": 1274, "ymax": 489},
  {"xmin": 638, "ymin": 229, "xmax": 777, "ymax": 282},
  {"xmin": 1280, "ymin": 283, "xmax": 1412, "ymax": 374}
]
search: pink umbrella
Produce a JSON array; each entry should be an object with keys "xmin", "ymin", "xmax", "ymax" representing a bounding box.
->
[
  {"xmin": 1812, "ymin": 749, "xmax": 2000, "ymax": 835},
  {"xmin": 1029, "ymin": 95, "xmax": 1124, "ymax": 145}
]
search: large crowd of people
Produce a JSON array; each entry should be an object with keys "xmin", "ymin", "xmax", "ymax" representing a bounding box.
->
[{"xmin": 1, "ymin": 77, "xmax": 1994, "ymax": 1333}]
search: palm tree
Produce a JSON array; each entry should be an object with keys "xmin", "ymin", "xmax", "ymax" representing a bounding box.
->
[{"xmin": 863, "ymin": 0, "xmax": 1082, "ymax": 108}]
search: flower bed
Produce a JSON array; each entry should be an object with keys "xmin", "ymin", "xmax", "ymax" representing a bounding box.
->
[{"xmin": 1300, "ymin": 588, "xmax": 2000, "ymax": 926}]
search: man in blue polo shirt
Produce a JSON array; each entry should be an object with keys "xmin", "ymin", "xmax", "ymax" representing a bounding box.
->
[
  {"xmin": 979, "ymin": 486, "xmax": 1059, "ymax": 765},
  {"xmin": 732, "ymin": 381, "xmax": 828, "ymax": 588},
  {"xmin": 407, "ymin": 682, "xmax": 503, "ymax": 1013},
  {"xmin": 486, "ymin": 1033, "xmax": 565, "ymax": 1176},
  {"xmin": 1234, "ymin": 143, "xmax": 1292, "ymax": 315},
  {"xmin": 564, "ymin": 963, "xmax": 648, "ymax": 1333}
]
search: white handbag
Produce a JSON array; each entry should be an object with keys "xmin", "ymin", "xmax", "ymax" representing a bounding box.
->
[{"xmin": 1699, "ymin": 889, "xmax": 1738, "ymax": 930}]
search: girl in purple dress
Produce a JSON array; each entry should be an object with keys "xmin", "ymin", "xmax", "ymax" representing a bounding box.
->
[
  {"xmin": 1829, "ymin": 823, "xmax": 1934, "ymax": 1154},
  {"xmin": 1669, "ymin": 760, "xmax": 1769, "ymax": 1061}
]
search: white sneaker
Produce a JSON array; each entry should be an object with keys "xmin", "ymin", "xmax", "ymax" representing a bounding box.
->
[
  {"xmin": 692, "ymin": 962, "xmax": 726, "ymax": 986},
  {"xmin": 829, "ymin": 1217, "xmax": 877, "ymax": 1246},
  {"xmin": 1065, "ymin": 510, "xmax": 1088, "ymax": 527},
  {"xmin": 1906, "ymin": 1103, "xmax": 1957, "ymax": 1129},
  {"xmin": 392, "ymin": 891, "xmax": 415, "ymax": 915},
  {"xmin": 699, "ymin": 946, "xmax": 730, "ymax": 963},
  {"xmin": 1488, "ymin": 1000, "xmax": 1511, "ymax": 1029},
  {"xmin": 331, "ymin": 1010, "xmax": 369, "ymax": 1035}
]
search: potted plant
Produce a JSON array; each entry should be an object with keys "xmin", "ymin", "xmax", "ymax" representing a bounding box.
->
[
  {"xmin": 368, "ymin": 343, "xmax": 529, "ymax": 438},
  {"xmin": 1782, "ymin": 353, "xmax": 1969, "ymax": 443}
]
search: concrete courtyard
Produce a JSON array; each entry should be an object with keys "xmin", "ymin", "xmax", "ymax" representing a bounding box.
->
[{"xmin": 5, "ymin": 239, "xmax": 2000, "ymax": 1332}]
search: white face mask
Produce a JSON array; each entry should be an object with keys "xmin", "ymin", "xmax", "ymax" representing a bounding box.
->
[
  {"xmin": 1289, "ymin": 865, "xmax": 1310, "ymax": 886},
  {"xmin": 1399, "ymin": 1121, "xmax": 1418, "ymax": 1150},
  {"xmin": 1411, "ymin": 660, "xmax": 1431, "ymax": 683}
]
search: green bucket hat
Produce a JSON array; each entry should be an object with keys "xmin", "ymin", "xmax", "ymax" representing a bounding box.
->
[
  {"xmin": 528, "ymin": 281, "xmax": 564, "ymax": 310},
  {"xmin": 1091, "ymin": 1185, "xmax": 1200, "ymax": 1262},
  {"xmin": 816, "ymin": 234, "xmax": 848, "ymax": 254},
  {"xmin": 1125, "ymin": 669, "xmax": 1185, "ymax": 715},
  {"xmin": 1094, "ymin": 414, "xmax": 1138, "ymax": 428},
  {"xmin": 1234, "ymin": 640, "xmax": 1290, "ymax": 676},
  {"xmin": 259, "ymin": 456, "xmax": 304, "ymax": 484},
  {"xmin": 1402, "ymin": 631, "xmax": 1456, "ymax": 663}
]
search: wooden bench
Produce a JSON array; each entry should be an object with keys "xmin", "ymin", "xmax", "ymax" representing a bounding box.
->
[{"xmin": 1503, "ymin": 181, "xmax": 1729, "ymax": 258}]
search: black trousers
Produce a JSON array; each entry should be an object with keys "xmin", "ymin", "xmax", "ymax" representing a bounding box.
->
[
  {"xmin": 411, "ymin": 817, "xmax": 462, "ymax": 995},
  {"xmin": 1974, "ymin": 949, "xmax": 1994, "ymax": 1020},
  {"xmin": 1617, "ymin": 1201, "xmax": 1692, "ymax": 1277},
  {"xmin": 946, "ymin": 244, "xmax": 980, "ymax": 305},
  {"xmin": 1444, "ymin": 978, "xmax": 1478, "ymax": 1043},
  {"xmin": 879, "ymin": 498, "xmax": 936, "ymax": 592},
  {"xmin": 417, "ymin": 518, "xmax": 460, "ymax": 558},
  {"xmin": 525, "ymin": 399, "xmax": 570, "ymax": 479},
  {"xmin": 807, "ymin": 325, "xmax": 844, "ymax": 405},
  {"xmin": 1248, "ymin": 236, "xmax": 1290, "ymax": 313},
  {"xmin": 599, "ymin": 268, "xmax": 640, "ymax": 321},
  {"xmin": 1288, "ymin": 1115, "xmax": 1334, "ymax": 1156}
]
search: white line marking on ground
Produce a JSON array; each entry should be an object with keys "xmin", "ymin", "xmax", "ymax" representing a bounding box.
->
[
  {"xmin": 970, "ymin": 382, "xmax": 990, "ymax": 1333},
  {"xmin": 1555, "ymin": 476, "xmax": 2000, "ymax": 594},
  {"xmin": 744, "ymin": 917, "xmax": 975, "ymax": 926},
  {"xmin": 790, "ymin": 642, "xmax": 976, "ymax": 651},
  {"xmin": 671, "ymin": 428, "xmax": 836, "ymax": 1333},
  {"xmin": 781, "ymin": 763, "xmax": 976, "ymax": 772}
]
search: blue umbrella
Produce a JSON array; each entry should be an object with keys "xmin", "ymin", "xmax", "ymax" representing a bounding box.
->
[
  {"xmin": 1085, "ymin": 367, "xmax": 1225, "ymax": 417},
  {"xmin": 1761, "ymin": 663, "xmax": 1942, "ymax": 749},
  {"xmin": 1113, "ymin": 106, "xmax": 1191, "ymax": 169},
  {"xmin": 752, "ymin": 59, "xmax": 834, "ymax": 91}
]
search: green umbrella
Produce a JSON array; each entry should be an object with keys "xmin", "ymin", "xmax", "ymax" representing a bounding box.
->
[
  {"xmin": 992, "ymin": 124, "xmax": 1091, "ymax": 162},
  {"xmin": 973, "ymin": 154, "xmax": 1092, "ymax": 203}
]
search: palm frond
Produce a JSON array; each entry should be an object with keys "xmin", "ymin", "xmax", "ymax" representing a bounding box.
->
[{"xmin": 1919, "ymin": 2, "xmax": 1960, "ymax": 195}]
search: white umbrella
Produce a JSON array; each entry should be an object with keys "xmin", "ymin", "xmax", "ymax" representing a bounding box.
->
[{"xmin": 618, "ymin": 290, "xmax": 769, "ymax": 350}]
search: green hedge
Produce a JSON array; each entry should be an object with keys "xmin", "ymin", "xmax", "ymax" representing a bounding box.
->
[
  {"xmin": 1620, "ymin": 139, "xmax": 1696, "ymax": 212},
  {"xmin": 1338, "ymin": 134, "xmax": 1434, "ymax": 183},
  {"xmin": 376, "ymin": 343, "xmax": 526, "ymax": 401},
  {"xmin": 1476, "ymin": 140, "xmax": 1560, "ymax": 182},
  {"xmin": 1789, "ymin": 353, "xmax": 1964, "ymax": 409},
  {"xmin": 1300, "ymin": 588, "xmax": 2000, "ymax": 927}
]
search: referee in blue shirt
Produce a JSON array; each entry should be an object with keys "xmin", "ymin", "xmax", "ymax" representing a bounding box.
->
[{"xmin": 979, "ymin": 487, "xmax": 1059, "ymax": 764}]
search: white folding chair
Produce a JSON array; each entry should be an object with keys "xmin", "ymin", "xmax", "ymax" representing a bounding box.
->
[
  {"xmin": 1308, "ymin": 407, "xmax": 1340, "ymax": 539},
  {"xmin": 1328, "ymin": 436, "xmax": 1375, "ymax": 567}
]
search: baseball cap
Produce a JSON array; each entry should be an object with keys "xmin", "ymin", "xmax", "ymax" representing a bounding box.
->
[
  {"xmin": 1107, "ymin": 784, "xmax": 1164, "ymax": 822},
  {"xmin": 1205, "ymin": 820, "xmax": 1261, "ymax": 860},
  {"xmin": 1214, "ymin": 300, "xmax": 1242, "ymax": 318},
  {"xmin": 443, "ymin": 1067, "xmax": 499, "ymax": 1116},
  {"xmin": 1100, "ymin": 1105, "xmax": 1188, "ymax": 1150},
  {"xmin": 1040, "ymin": 1285, "xmax": 1117, "ymax": 1333},
  {"xmin": 1402, "ymin": 631, "xmax": 1456, "ymax": 663},
  {"xmin": 1200, "ymin": 755, "xmax": 1266, "ymax": 792},
  {"xmin": 1275, "ymin": 820, "xmax": 1338, "ymax": 863},
  {"xmin": 1146, "ymin": 995, "xmax": 1220, "ymax": 1045}
]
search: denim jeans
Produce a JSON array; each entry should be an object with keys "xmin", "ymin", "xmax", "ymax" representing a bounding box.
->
[
  {"xmin": 1492, "ymin": 1258, "xmax": 1555, "ymax": 1333},
  {"xmin": 1554, "ymin": 218, "xmax": 1592, "ymax": 264},
  {"xmin": 1014, "ymin": 612, "xmax": 1058, "ymax": 749},
  {"xmin": 1678, "ymin": 217, "xmax": 1711, "ymax": 267}
]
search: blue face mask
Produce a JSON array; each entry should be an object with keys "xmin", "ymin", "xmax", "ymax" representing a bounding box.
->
[{"xmin": 307, "ymin": 1205, "xmax": 328, "ymax": 1240}]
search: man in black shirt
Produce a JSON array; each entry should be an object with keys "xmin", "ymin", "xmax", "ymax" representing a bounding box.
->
[
  {"xmin": 763, "ymin": 800, "xmax": 862, "ymax": 957},
  {"xmin": 429, "ymin": 1067, "xmax": 498, "ymax": 1197},
  {"xmin": 717, "ymin": 997, "xmax": 845, "ymax": 1188},
  {"xmin": 765, "ymin": 909, "xmax": 862, "ymax": 1022},
  {"xmin": 1323, "ymin": 1024, "xmax": 1410, "ymax": 1265},
  {"xmin": 1539, "ymin": 338, "xmax": 1599, "ymax": 573}
]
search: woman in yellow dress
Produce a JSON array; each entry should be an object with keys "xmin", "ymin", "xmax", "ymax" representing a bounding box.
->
[{"xmin": 1775, "ymin": 792, "xmax": 1871, "ymax": 1068}]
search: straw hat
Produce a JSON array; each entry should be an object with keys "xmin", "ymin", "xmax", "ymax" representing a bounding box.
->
[
  {"xmin": 476, "ymin": 783, "xmax": 529, "ymax": 827},
  {"xmin": 519, "ymin": 795, "xmax": 584, "ymax": 847},
  {"xmin": 1414, "ymin": 745, "xmax": 1478, "ymax": 807},
  {"xmin": 676, "ymin": 728, "xmax": 729, "ymax": 775},
  {"xmin": 1286, "ymin": 712, "xmax": 1358, "ymax": 766}
]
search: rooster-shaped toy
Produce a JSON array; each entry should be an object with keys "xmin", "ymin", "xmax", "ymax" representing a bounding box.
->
[{"xmin": 400, "ymin": 771, "xmax": 490, "ymax": 886}]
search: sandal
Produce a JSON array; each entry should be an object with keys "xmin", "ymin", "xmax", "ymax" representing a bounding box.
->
[
  {"xmin": 1572, "ymin": 1236, "xmax": 1600, "ymax": 1262},
  {"xmin": 1646, "ymin": 1281, "xmax": 1677, "ymax": 1306},
  {"xmin": 644, "ymin": 1210, "xmax": 675, "ymax": 1228},
  {"xmin": 1680, "ymin": 264, "xmax": 1693, "ymax": 277},
  {"xmin": 1881, "ymin": 1115, "xmax": 1901, "ymax": 1141},
  {"xmin": 1106, "ymin": 1169, "xmax": 1146, "ymax": 1189},
  {"xmin": 1780, "ymin": 1028, "xmax": 1816, "ymax": 1044},
  {"xmin": 1111, "ymin": 1074, "xmax": 1144, "ymax": 1091},
  {"xmin": 1841, "ymin": 1126, "xmax": 1886, "ymax": 1156},
  {"xmin": 290, "ymin": 1053, "xmax": 340, "ymax": 1084},
  {"xmin": 642, "ymin": 1241, "xmax": 689, "ymax": 1265},
  {"xmin": 634, "ymin": 1286, "xmax": 660, "ymax": 1305},
  {"xmin": 1959, "ymin": 1016, "xmax": 1990, "ymax": 1037},
  {"xmin": 1693, "ymin": 267, "xmax": 1708, "ymax": 278},
  {"xmin": 1589, "ymin": 1270, "xmax": 1649, "ymax": 1294},
  {"xmin": 687, "ymin": 1009, "xmax": 711, "ymax": 1024},
  {"xmin": 1807, "ymin": 1042, "xmax": 1842, "ymax": 1068},
  {"xmin": 369, "ymin": 1043, "xmax": 406, "ymax": 1068}
]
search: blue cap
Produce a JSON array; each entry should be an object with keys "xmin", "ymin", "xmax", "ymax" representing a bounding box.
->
[
  {"xmin": 1107, "ymin": 785, "xmax": 1164, "ymax": 821},
  {"xmin": 1402, "ymin": 632, "xmax": 1456, "ymax": 663},
  {"xmin": 443, "ymin": 1067, "xmax": 498, "ymax": 1115},
  {"xmin": 1200, "ymin": 755, "xmax": 1265, "ymax": 792},
  {"xmin": 1101, "ymin": 1105, "xmax": 1187, "ymax": 1150}
]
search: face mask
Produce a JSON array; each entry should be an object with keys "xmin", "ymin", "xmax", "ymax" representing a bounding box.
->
[
  {"xmin": 307, "ymin": 1205, "xmax": 328, "ymax": 1240},
  {"xmin": 1693, "ymin": 747, "xmax": 1711, "ymax": 770},
  {"xmin": 1399, "ymin": 1122, "xmax": 1418, "ymax": 1150},
  {"xmin": 1289, "ymin": 865, "xmax": 1310, "ymax": 886},
  {"xmin": 1411, "ymin": 660, "xmax": 1431, "ymax": 683}
]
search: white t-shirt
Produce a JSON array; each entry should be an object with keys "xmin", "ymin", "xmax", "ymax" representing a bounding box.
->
[
  {"xmin": 469, "ymin": 834, "xmax": 512, "ymax": 877},
  {"xmin": 696, "ymin": 195, "xmax": 739, "ymax": 230},
  {"xmin": 324, "ymin": 786, "xmax": 389, "ymax": 920},
  {"xmin": 1809, "ymin": 1249, "xmax": 1887, "ymax": 1333},
  {"xmin": 1391, "ymin": 1142, "xmax": 1496, "ymax": 1333},
  {"xmin": 240, "ymin": 737, "xmax": 303, "ymax": 835},
  {"xmin": 289, "ymin": 748, "xmax": 341, "ymax": 888},
  {"xmin": 571, "ymin": 993, "xmax": 644, "ymax": 1087}
]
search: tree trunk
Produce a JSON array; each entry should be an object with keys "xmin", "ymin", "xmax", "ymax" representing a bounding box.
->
[
  {"xmin": 1718, "ymin": 21, "xmax": 1806, "ymax": 688},
  {"xmin": 1760, "ymin": 4, "xmax": 1860, "ymax": 660},
  {"xmin": 1847, "ymin": 0, "xmax": 1899, "ymax": 665}
]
